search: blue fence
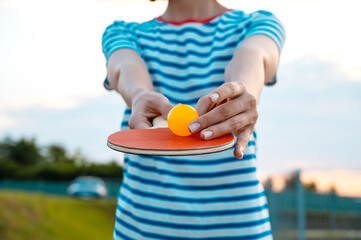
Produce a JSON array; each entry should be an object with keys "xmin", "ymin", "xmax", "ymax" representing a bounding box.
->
[
  {"xmin": 1, "ymin": 178, "xmax": 361, "ymax": 239},
  {"xmin": 265, "ymin": 171, "xmax": 361, "ymax": 240},
  {"xmin": 0, "ymin": 180, "xmax": 122, "ymax": 198}
]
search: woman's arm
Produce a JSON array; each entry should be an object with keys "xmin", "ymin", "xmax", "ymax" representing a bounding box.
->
[
  {"xmin": 190, "ymin": 35, "xmax": 280, "ymax": 159},
  {"xmin": 107, "ymin": 49, "xmax": 173, "ymax": 129},
  {"xmin": 107, "ymin": 49, "xmax": 154, "ymax": 107},
  {"xmin": 225, "ymin": 35, "xmax": 280, "ymax": 100}
]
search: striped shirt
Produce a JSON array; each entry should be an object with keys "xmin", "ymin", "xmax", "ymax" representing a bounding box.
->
[{"xmin": 102, "ymin": 9, "xmax": 285, "ymax": 240}]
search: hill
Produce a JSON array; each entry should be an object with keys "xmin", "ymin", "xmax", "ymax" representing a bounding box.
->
[{"xmin": 0, "ymin": 190, "xmax": 117, "ymax": 240}]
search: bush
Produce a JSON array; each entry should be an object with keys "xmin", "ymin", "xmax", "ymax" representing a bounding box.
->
[
  {"xmin": 0, "ymin": 158, "xmax": 21, "ymax": 180},
  {"xmin": 0, "ymin": 137, "xmax": 123, "ymax": 181}
]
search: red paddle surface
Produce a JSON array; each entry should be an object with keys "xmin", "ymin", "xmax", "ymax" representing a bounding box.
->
[{"xmin": 108, "ymin": 128, "xmax": 234, "ymax": 151}]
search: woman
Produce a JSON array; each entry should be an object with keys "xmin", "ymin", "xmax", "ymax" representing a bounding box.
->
[{"xmin": 102, "ymin": 0, "xmax": 285, "ymax": 239}]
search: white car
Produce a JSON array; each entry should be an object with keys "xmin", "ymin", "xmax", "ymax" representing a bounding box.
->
[{"xmin": 67, "ymin": 176, "xmax": 107, "ymax": 198}]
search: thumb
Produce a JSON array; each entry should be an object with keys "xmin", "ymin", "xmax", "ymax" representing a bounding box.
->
[
  {"xmin": 160, "ymin": 102, "xmax": 174, "ymax": 119},
  {"xmin": 129, "ymin": 113, "xmax": 152, "ymax": 129},
  {"xmin": 153, "ymin": 95, "xmax": 173, "ymax": 119}
]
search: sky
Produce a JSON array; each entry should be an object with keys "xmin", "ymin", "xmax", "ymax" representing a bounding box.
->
[{"xmin": 1, "ymin": 0, "xmax": 360, "ymax": 196}]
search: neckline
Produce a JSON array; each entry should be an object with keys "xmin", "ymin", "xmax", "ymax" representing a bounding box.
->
[{"xmin": 156, "ymin": 9, "xmax": 232, "ymax": 26}]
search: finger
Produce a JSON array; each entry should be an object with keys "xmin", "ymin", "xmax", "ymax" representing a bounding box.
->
[
  {"xmin": 194, "ymin": 95, "xmax": 213, "ymax": 116},
  {"xmin": 208, "ymin": 82, "xmax": 245, "ymax": 104},
  {"xmin": 234, "ymin": 126, "xmax": 254, "ymax": 159},
  {"xmin": 160, "ymin": 102, "xmax": 174, "ymax": 119},
  {"xmin": 151, "ymin": 116, "xmax": 168, "ymax": 128},
  {"xmin": 129, "ymin": 113, "xmax": 152, "ymax": 129},
  {"xmin": 206, "ymin": 98, "xmax": 230, "ymax": 112},
  {"xmin": 199, "ymin": 112, "xmax": 252, "ymax": 140},
  {"xmin": 150, "ymin": 94, "xmax": 174, "ymax": 119},
  {"xmin": 190, "ymin": 98, "xmax": 247, "ymax": 133}
]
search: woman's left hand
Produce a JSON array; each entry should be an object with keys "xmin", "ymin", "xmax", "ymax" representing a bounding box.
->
[{"xmin": 189, "ymin": 81, "xmax": 259, "ymax": 159}]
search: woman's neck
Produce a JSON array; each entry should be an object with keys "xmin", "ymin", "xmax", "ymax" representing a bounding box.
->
[{"xmin": 161, "ymin": 0, "xmax": 228, "ymax": 22}]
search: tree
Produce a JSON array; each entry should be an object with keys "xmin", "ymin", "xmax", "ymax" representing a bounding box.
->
[
  {"xmin": 0, "ymin": 137, "xmax": 123, "ymax": 180},
  {"xmin": 284, "ymin": 174, "xmax": 297, "ymax": 190},
  {"xmin": 263, "ymin": 178, "xmax": 273, "ymax": 191},
  {"xmin": 0, "ymin": 137, "xmax": 43, "ymax": 165},
  {"xmin": 304, "ymin": 181, "xmax": 317, "ymax": 192},
  {"xmin": 284, "ymin": 172, "xmax": 318, "ymax": 192},
  {"xmin": 327, "ymin": 184, "xmax": 338, "ymax": 195},
  {"xmin": 46, "ymin": 144, "xmax": 71, "ymax": 163}
]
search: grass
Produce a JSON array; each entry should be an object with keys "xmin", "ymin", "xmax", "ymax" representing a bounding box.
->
[
  {"xmin": 2, "ymin": 190, "xmax": 360, "ymax": 240},
  {"xmin": 0, "ymin": 190, "xmax": 117, "ymax": 240},
  {"xmin": 276, "ymin": 230, "xmax": 361, "ymax": 240}
]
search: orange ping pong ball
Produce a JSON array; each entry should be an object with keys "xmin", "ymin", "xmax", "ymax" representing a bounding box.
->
[{"xmin": 167, "ymin": 104, "xmax": 199, "ymax": 136}]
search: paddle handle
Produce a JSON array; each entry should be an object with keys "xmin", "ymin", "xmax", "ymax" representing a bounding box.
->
[{"xmin": 151, "ymin": 116, "xmax": 168, "ymax": 129}]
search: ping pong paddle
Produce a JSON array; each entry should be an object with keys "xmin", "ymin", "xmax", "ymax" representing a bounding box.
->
[{"xmin": 107, "ymin": 117, "xmax": 235, "ymax": 156}]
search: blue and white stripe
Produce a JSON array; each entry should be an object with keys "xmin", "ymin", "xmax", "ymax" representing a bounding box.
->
[{"xmin": 103, "ymin": 9, "xmax": 284, "ymax": 240}]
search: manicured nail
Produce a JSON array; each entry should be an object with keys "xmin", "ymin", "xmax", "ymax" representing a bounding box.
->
[
  {"xmin": 209, "ymin": 93, "xmax": 219, "ymax": 103},
  {"xmin": 239, "ymin": 149, "xmax": 244, "ymax": 159},
  {"xmin": 189, "ymin": 122, "xmax": 200, "ymax": 133},
  {"xmin": 202, "ymin": 130, "xmax": 213, "ymax": 139}
]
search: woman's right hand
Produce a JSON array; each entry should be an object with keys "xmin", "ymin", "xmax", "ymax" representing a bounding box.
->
[{"xmin": 129, "ymin": 91, "xmax": 174, "ymax": 129}]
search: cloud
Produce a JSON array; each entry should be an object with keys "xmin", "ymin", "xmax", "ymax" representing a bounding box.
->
[
  {"xmin": 256, "ymin": 55, "xmax": 361, "ymax": 174},
  {"xmin": 0, "ymin": 92, "xmax": 126, "ymax": 163},
  {"xmin": 1, "ymin": 1, "xmax": 360, "ymax": 178},
  {"xmin": 259, "ymin": 169, "xmax": 361, "ymax": 197},
  {"xmin": 0, "ymin": 0, "xmax": 167, "ymax": 110},
  {"xmin": 0, "ymin": 113, "xmax": 18, "ymax": 128},
  {"xmin": 220, "ymin": 0, "xmax": 361, "ymax": 74},
  {"xmin": 1, "ymin": 55, "xmax": 360, "ymax": 172},
  {"xmin": 302, "ymin": 169, "xmax": 361, "ymax": 197},
  {"xmin": 1, "ymin": 0, "xmax": 360, "ymax": 113}
]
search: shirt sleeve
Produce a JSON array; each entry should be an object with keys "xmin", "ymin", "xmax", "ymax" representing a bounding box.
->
[
  {"xmin": 102, "ymin": 21, "xmax": 142, "ymax": 61},
  {"xmin": 243, "ymin": 10, "xmax": 285, "ymax": 86},
  {"xmin": 101, "ymin": 21, "xmax": 142, "ymax": 90},
  {"xmin": 245, "ymin": 10, "xmax": 286, "ymax": 53}
]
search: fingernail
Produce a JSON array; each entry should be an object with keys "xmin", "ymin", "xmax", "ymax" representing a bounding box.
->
[
  {"xmin": 189, "ymin": 122, "xmax": 200, "ymax": 133},
  {"xmin": 240, "ymin": 149, "xmax": 244, "ymax": 159},
  {"xmin": 202, "ymin": 130, "xmax": 213, "ymax": 140},
  {"xmin": 209, "ymin": 93, "xmax": 219, "ymax": 103}
]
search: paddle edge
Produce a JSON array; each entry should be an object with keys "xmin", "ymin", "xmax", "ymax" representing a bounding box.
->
[{"xmin": 107, "ymin": 140, "xmax": 235, "ymax": 156}]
